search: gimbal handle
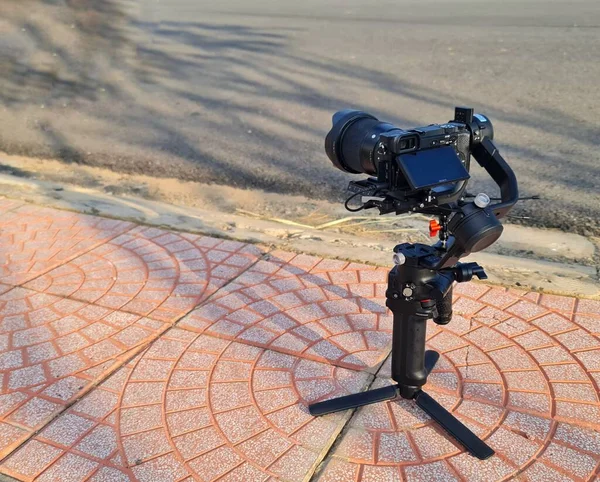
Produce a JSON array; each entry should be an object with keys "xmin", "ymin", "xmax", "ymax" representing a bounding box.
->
[{"xmin": 471, "ymin": 138, "xmax": 519, "ymax": 219}]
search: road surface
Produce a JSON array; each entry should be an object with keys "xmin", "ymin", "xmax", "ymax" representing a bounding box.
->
[{"xmin": 1, "ymin": 0, "xmax": 599, "ymax": 233}]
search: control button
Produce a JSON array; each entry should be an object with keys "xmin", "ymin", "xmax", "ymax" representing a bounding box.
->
[
  {"xmin": 474, "ymin": 193, "xmax": 491, "ymax": 208},
  {"xmin": 402, "ymin": 287, "xmax": 413, "ymax": 297},
  {"xmin": 393, "ymin": 253, "xmax": 406, "ymax": 265},
  {"xmin": 429, "ymin": 220, "xmax": 442, "ymax": 237}
]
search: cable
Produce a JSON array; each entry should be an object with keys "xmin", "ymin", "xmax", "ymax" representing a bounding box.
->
[{"xmin": 344, "ymin": 189, "xmax": 378, "ymax": 212}]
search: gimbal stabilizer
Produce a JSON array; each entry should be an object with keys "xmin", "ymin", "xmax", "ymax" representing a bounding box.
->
[{"xmin": 309, "ymin": 134, "xmax": 519, "ymax": 460}]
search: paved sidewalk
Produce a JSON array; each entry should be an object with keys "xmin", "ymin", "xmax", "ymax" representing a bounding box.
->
[{"xmin": 0, "ymin": 198, "xmax": 599, "ymax": 481}]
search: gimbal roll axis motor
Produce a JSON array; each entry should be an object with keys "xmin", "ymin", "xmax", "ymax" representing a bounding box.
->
[{"xmin": 309, "ymin": 107, "xmax": 519, "ymax": 460}]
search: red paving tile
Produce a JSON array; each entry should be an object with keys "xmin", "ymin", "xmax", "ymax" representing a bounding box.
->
[
  {"xmin": 179, "ymin": 252, "xmax": 392, "ymax": 372},
  {"xmin": 24, "ymin": 226, "xmax": 263, "ymax": 322},
  {"xmin": 539, "ymin": 294, "xmax": 576, "ymax": 313},
  {"xmin": 0, "ymin": 206, "xmax": 133, "ymax": 285},
  {"xmin": 316, "ymin": 286, "xmax": 600, "ymax": 482},
  {"xmin": 0, "ymin": 286, "xmax": 171, "ymax": 458},
  {"xmin": 0, "ymin": 199, "xmax": 23, "ymax": 215},
  {"xmin": 1, "ymin": 204, "xmax": 600, "ymax": 481},
  {"xmin": 0, "ymin": 329, "xmax": 371, "ymax": 482},
  {"xmin": 0, "ymin": 207, "xmax": 265, "ymax": 463}
]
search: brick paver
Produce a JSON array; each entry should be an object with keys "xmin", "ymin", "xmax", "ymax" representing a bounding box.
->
[
  {"xmin": 0, "ymin": 205, "xmax": 263, "ymax": 460},
  {"xmin": 315, "ymin": 283, "xmax": 600, "ymax": 482},
  {"xmin": 0, "ymin": 206, "xmax": 134, "ymax": 286},
  {"xmin": 179, "ymin": 251, "xmax": 391, "ymax": 373},
  {"xmin": 24, "ymin": 226, "xmax": 263, "ymax": 322},
  {"xmin": 0, "ymin": 199, "xmax": 23, "ymax": 215},
  {"xmin": 0, "ymin": 286, "xmax": 170, "ymax": 458},
  {"xmin": 1, "ymin": 201, "xmax": 600, "ymax": 481},
  {"xmin": 0, "ymin": 328, "xmax": 371, "ymax": 482}
]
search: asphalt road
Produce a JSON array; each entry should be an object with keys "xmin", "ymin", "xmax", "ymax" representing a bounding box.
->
[{"xmin": 1, "ymin": 0, "xmax": 599, "ymax": 234}]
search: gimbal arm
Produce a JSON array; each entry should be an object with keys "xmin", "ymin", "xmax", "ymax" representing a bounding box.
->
[
  {"xmin": 426, "ymin": 137, "xmax": 519, "ymax": 270},
  {"xmin": 471, "ymin": 137, "xmax": 519, "ymax": 219}
]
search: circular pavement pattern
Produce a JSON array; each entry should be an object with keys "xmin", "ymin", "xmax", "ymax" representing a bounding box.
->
[
  {"xmin": 316, "ymin": 284, "xmax": 600, "ymax": 481},
  {"xmin": 1, "ymin": 328, "xmax": 372, "ymax": 482},
  {"xmin": 180, "ymin": 250, "xmax": 392, "ymax": 373},
  {"xmin": 0, "ymin": 218, "xmax": 262, "ymax": 459},
  {"xmin": 0, "ymin": 204, "xmax": 133, "ymax": 285},
  {"xmin": 0, "ymin": 286, "xmax": 169, "ymax": 456},
  {"xmin": 24, "ymin": 226, "xmax": 263, "ymax": 322},
  {"xmin": 1, "ymin": 258, "xmax": 600, "ymax": 481}
]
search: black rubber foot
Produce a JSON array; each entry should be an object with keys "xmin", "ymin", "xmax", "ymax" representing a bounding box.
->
[
  {"xmin": 415, "ymin": 390, "xmax": 494, "ymax": 460},
  {"xmin": 308, "ymin": 384, "xmax": 398, "ymax": 416}
]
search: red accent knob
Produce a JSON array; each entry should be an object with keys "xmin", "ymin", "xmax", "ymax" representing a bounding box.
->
[{"xmin": 429, "ymin": 220, "xmax": 442, "ymax": 237}]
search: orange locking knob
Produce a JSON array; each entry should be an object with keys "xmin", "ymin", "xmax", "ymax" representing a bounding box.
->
[{"xmin": 429, "ymin": 220, "xmax": 442, "ymax": 237}]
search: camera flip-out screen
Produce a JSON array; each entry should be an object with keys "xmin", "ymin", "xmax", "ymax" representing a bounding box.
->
[{"xmin": 398, "ymin": 146, "xmax": 470, "ymax": 191}]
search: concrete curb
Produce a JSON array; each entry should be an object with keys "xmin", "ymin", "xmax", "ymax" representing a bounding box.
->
[{"xmin": 0, "ymin": 173, "xmax": 597, "ymax": 298}]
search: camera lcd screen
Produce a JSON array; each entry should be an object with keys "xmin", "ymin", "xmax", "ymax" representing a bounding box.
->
[{"xmin": 397, "ymin": 146, "xmax": 470, "ymax": 191}]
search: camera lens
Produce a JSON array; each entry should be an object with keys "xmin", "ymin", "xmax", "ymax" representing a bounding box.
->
[{"xmin": 325, "ymin": 110, "xmax": 396, "ymax": 175}]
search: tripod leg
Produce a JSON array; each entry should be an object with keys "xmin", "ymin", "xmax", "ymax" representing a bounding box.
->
[
  {"xmin": 308, "ymin": 384, "xmax": 398, "ymax": 416},
  {"xmin": 424, "ymin": 350, "xmax": 440, "ymax": 375},
  {"xmin": 415, "ymin": 391, "xmax": 494, "ymax": 460}
]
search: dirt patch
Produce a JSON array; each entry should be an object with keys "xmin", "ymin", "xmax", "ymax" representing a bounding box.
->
[{"xmin": 0, "ymin": 152, "xmax": 429, "ymax": 244}]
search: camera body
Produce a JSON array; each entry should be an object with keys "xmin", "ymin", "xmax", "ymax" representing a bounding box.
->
[
  {"xmin": 326, "ymin": 107, "xmax": 494, "ymax": 215},
  {"xmin": 366, "ymin": 118, "xmax": 472, "ymax": 199}
]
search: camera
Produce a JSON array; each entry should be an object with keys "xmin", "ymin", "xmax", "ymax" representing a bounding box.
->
[
  {"xmin": 325, "ymin": 107, "xmax": 495, "ymax": 214},
  {"xmin": 324, "ymin": 106, "xmax": 519, "ymax": 268}
]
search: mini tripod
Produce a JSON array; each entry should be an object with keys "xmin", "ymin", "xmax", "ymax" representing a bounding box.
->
[{"xmin": 308, "ymin": 241, "xmax": 494, "ymax": 460}]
